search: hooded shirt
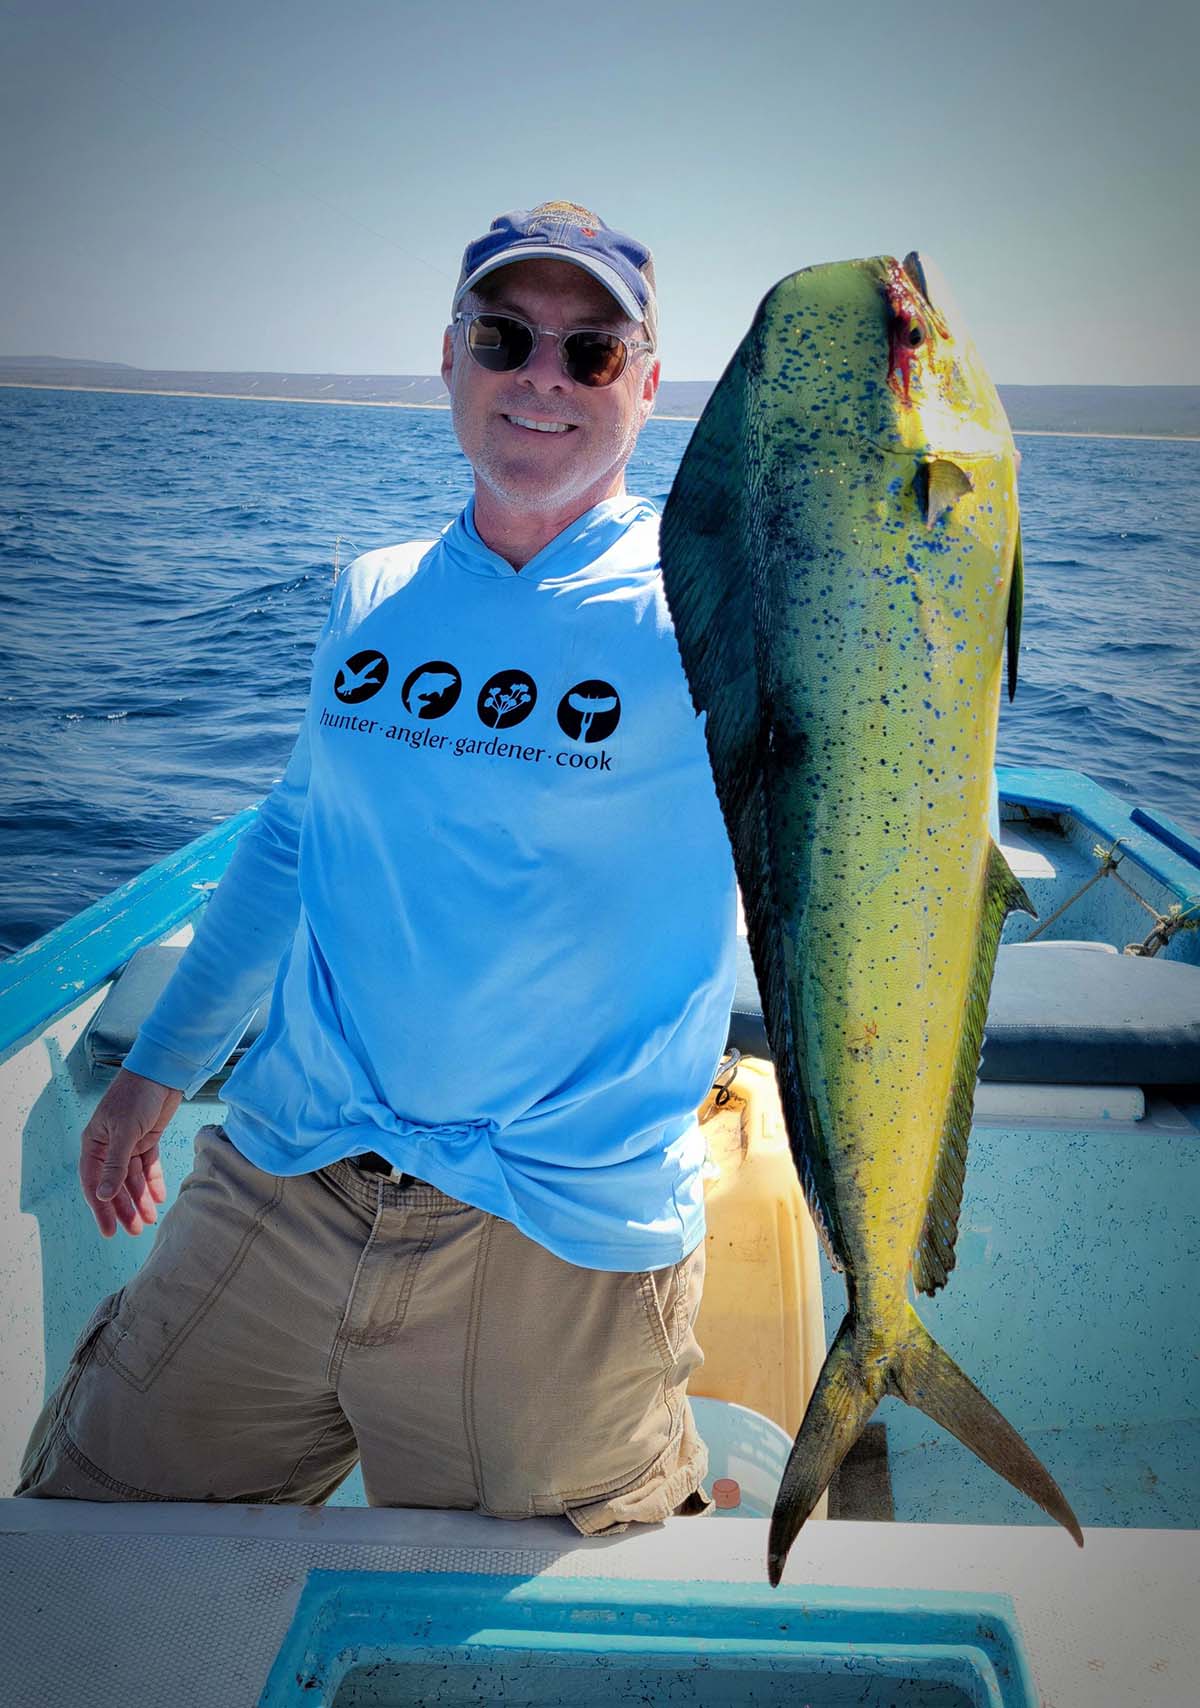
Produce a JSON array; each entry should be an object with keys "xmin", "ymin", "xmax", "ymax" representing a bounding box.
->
[{"xmin": 125, "ymin": 497, "xmax": 738, "ymax": 1270}]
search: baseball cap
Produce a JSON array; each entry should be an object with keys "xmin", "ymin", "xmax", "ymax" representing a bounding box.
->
[{"xmin": 453, "ymin": 202, "xmax": 658, "ymax": 348}]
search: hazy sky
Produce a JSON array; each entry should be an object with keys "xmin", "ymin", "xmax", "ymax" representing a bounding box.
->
[{"xmin": 2, "ymin": 0, "xmax": 1196, "ymax": 383}]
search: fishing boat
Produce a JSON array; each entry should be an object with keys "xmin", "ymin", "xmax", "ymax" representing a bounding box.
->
[{"xmin": 1, "ymin": 761, "xmax": 1197, "ymax": 1706}]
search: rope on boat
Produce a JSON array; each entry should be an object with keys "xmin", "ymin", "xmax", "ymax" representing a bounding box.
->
[
  {"xmin": 712, "ymin": 1048, "xmax": 742, "ymax": 1105},
  {"xmin": 1023, "ymin": 836, "xmax": 1200, "ymax": 956}
]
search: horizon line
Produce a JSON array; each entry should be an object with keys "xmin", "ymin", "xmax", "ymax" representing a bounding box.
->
[
  {"xmin": 4, "ymin": 382, "xmax": 1198, "ymax": 443},
  {"xmin": 3, "ymin": 361, "xmax": 1200, "ymax": 391}
]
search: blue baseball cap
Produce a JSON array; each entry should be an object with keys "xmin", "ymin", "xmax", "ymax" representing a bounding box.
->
[{"xmin": 453, "ymin": 202, "xmax": 658, "ymax": 347}]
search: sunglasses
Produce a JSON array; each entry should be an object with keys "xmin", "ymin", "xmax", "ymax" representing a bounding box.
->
[{"xmin": 454, "ymin": 311, "xmax": 654, "ymax": 389}]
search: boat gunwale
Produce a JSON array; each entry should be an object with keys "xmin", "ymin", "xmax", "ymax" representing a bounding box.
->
[
  {"xmin": 2, "ymin": 765, "xmax": 1198, "ymax": 1063},
  {"xmin": 0, "ymin": 806, "xmax": 257, "ymax": 1058},
  {"xmin": 996, "ymin": 763, "xmax": 1200, "ymax": 904}
]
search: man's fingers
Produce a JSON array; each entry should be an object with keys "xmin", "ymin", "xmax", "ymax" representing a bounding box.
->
[
  {"xmin": 81, "ymin": 1120, "xmax": 137, "ymax": 1203},
  {"xmin": 110, "ymin": 1184, "xmax": 145, "ymax": 1237},
  {"xmin": 145, "ymin": 1152, "xmax": 168, "ymax": 1205},
  {"xmin": 89, "ymin": 1193, "xmax": 118, "ymax": 1239},
  {"xmin": 78, "ymin": 1073, "xmax": 178, "ymax": 1238},
  {"xmin": 125, "ymin": 1157, "xmax": 159, "ymax": 1227}
]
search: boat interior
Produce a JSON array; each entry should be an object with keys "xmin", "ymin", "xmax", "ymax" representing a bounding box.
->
[{"xmin": 0, "ymin": 761, "xmax": 1196, "ymax": 1704}]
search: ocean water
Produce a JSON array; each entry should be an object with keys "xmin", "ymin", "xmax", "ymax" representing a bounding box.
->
[{"xmin": 1, "ymin": 385, "xmax": 1197, "ymax": 956}]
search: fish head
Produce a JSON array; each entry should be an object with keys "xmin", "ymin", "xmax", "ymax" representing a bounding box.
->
[
  {"xmin": 717, "ymin": 253, "xmax": 1024, "ymax": 699},
  {"xmin": 748, "ymin": 253, "xmax": 1014, "ymax": 466}
]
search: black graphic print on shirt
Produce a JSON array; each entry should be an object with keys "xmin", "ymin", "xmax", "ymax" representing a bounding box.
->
[
  {"xmin": 556, "ymin": 680, "xmax": 621, "ymax": 743},
  {"xmin": 334, "ymin": 651, "xmax": 389, "ymax": 704},
  {"xmin": 477, "ymin": 670, "xmax": 538, "ymax": 730},
  {"xmin": 401, "ymin": 660, "xmax": 463, "ymax": 720}
]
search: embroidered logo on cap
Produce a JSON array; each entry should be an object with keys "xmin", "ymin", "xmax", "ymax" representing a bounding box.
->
[{"xmin": 527, "ymin": 201, "xmax": 601, "ymax": 236}]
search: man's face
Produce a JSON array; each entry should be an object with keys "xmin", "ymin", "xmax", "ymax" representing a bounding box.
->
[{"xmin": 441, "ymin": 258, "xmax": 660, "ymax": 518}]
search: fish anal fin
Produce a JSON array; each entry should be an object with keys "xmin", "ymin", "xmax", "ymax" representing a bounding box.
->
[
  {"xmin": 913, "ymin": 839, "xmax": 1036, "ymax": 1295},
  {"xmin": 914, "ymin": 457, "xmax": 974, "ymax": 527},
  {"xmin": 736, "ymin": 778, "xmax": 847, "ymax": 1271},
  {"xmin": 1007, "ymin": 522, "xmax": 1024, "ymax": 701}
]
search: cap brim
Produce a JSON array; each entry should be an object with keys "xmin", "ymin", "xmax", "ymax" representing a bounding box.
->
[{"xmin": 453, "ymin": 244, "xmax": 645, "ymax": 325}]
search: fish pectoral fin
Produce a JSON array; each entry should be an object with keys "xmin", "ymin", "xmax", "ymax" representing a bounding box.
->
[
  {"xmin": 914, "ymin": 457, "xmax": 974, "ymax": 527},
  {"xmin": 913, "ymin": 839, "xmax": 1036, "ymax": 1295},
  {"xmin": 887, "ymin": 1305, "xmax": 1083, "ymax": 1547}
]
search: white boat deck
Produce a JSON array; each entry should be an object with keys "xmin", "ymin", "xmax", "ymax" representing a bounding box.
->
[{"xmin": 0, "ymin": 1500, "xmax": 1193, "ymax": 1707}]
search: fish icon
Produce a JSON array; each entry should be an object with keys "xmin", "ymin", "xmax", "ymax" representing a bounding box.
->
[
  {"xmin": 401, "ymin": 662, "xmax": 462, "ymax": 719},
  {"xmin": 402, "ymin": 669, "xmax": 460, "ymax": 717}
]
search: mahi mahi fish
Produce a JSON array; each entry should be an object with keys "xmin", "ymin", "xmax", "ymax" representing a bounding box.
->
[{"xmin": 660, "ymin": 253, "xmax": 1083, "ymax": 1584}]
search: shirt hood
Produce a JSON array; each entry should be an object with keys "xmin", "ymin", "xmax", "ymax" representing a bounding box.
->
[{"xmin": 442, "ymin": 496, "xmax": 660, "ymax": 583}]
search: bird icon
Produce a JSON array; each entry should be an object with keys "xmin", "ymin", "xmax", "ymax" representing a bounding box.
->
[{"xmin": 335, "ymin": 655, "xmax": 384, "ymax": 699}]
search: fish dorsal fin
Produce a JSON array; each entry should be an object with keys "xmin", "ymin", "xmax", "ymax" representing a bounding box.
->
[
  {"xmin": 913, "ymin": 840, "xmax": 1036, "ymax": 1294},
  {"xmin": 1006, "ymin": 522, "xmax": 1024, "ymax": 701},
  {"xmin": 914, "ymin": 457, "xmax": 974, "ymax": 527},
  {"xmin": 661, "ymin": 327, "xmax": 846, "ymax": 1268}
]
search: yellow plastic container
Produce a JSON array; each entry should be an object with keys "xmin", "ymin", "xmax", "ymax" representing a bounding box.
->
[{"xmin": 693, "ymin": 1056, "xmax": 829, "ymax": 1515}]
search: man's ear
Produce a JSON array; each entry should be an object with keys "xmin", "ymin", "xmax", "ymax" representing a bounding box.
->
[
  {"xmin": 639, "ymin": 355, "xmax": 661, "ymax": 424},
  {"xmin": 441, "ymin": 326, "xmax": 454, "ymax": 386}
]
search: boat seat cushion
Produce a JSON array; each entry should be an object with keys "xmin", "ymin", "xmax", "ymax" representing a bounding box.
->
[
  {"xmin": 85, "ymin": 944, "xmax": 267, "ymax": 1088},
  {"xmin": 91, "ymin": 937, "xmax": 1200, "ymax": 1093},
  {"xmin": 729, "ymin": 939, "xmax": 1200, "ymax": 1085}
]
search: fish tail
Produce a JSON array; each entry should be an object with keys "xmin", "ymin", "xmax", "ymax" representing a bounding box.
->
[
  {"xmin": 885, "ymin": 1302, "xmax": 1084, "ymax": 1547},
  {"xmin": 767, "ymin": 1312, "xmax": 888, "ymax": 1585},
  {"xmin": 767, "ymin": 1303, "xmax": 1083, "ymax": 1586}
]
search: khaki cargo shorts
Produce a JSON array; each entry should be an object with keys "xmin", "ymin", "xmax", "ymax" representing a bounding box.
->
[{"xmin": 17, "ymin": 1126, "xmax": 712, "ymax": 1533}]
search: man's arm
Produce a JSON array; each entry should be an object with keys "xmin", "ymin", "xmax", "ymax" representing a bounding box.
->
[{"xmin": 82, "ymin": 719, "xmax": 312, "ymax": 1237}]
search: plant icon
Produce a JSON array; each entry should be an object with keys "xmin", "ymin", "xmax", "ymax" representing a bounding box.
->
[
  {"xmin": 486, "ymin": 681, "xmax": 531, "ymax": 720},
  {"xmin": 477, "ymin": 670, "xmax": 538, "ymax": 730}
]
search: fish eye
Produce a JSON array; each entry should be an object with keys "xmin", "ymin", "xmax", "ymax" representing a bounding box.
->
[{"xmin": 907, "ymin": 325, "xmax": 924, "ymax": 348}]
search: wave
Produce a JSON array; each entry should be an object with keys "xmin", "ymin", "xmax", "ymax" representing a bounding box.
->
[{"xmin": 2, "ymin": 385, "xmax": 1196, "ymax": 949}]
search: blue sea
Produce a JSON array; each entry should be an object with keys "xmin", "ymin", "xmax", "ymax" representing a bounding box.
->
[{"xmin": 1, "ymin": 385, "xmax": 1197, "ymax": 956}]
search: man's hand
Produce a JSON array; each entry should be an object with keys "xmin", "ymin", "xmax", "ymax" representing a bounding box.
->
[{"xmin": 81, "ymin": 1068, "xmax": 181, "ymax": 1238}]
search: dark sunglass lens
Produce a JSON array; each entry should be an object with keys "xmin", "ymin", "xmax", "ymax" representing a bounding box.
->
[
  {"xmin": 563, "ymin": 331, "xmax": 627, "ymax": 387},
  {"xmin": 468, "ymin": 314, "xmax": 533, "ymax": 372}
]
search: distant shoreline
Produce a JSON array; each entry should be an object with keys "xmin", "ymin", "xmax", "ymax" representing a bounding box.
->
[{"xmin": 3, "ymin": 381, "xmax": 1199, "ymax": 442}]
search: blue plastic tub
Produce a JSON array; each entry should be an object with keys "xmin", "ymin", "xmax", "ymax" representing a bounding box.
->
[{"xmin": 259, "ymin": 1570, "xmax": 1037, "ymax": 1707}]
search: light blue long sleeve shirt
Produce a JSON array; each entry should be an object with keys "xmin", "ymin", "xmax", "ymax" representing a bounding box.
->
[{"xmin": 125, "ymin": 497, "xmax": 738, "ymax": 1270}]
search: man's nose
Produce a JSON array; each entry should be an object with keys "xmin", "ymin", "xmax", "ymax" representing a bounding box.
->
[{"xmin": 518, "ymin": 330, "xmax": 570, "ymax": 391}]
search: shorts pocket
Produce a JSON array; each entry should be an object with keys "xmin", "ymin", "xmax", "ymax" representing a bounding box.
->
[
  {"xmin": 562, "ymin": 1396, "xmax": 712, "ymax": 1536},
  {"xmin": 15, "ymin": 1289, "xmax": 124, "ymax": 1493},
  {"xmin": 638, "ymin": 1241, "xmax": 706, "ymax": 1373},
  {"xmin": 103, "ymin": 1126, "xmax": 285, "ymax": 1393}
]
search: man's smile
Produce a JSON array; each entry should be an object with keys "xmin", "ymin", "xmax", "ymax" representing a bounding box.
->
[{"xmin": 502, "ymin": 414, "xmax": 578, "ymax": 434}]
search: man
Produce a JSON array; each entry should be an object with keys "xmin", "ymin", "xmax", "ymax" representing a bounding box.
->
[{"xmin": 17, "ymin": 203, "xmax": 737, "ymax": 1533}]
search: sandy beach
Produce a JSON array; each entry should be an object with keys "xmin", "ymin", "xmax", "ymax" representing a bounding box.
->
[{"xmin": 3, "ymin": 381, "xmax": 1198, "ymax": 441}]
